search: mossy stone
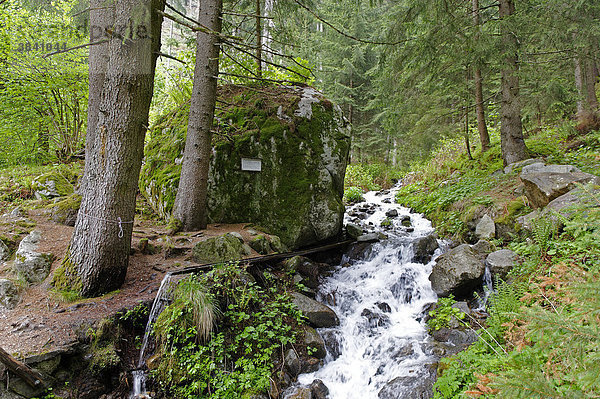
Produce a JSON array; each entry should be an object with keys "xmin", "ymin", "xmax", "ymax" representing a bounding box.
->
[
  {"xmin": 192, "ymin": 233, "xmax": 246, "ymax": 263},
  {"xmin": 249, "ymin": 235, "xmax": 271, "ymax": 255}
]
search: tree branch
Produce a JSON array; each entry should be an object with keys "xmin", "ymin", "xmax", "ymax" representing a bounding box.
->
[{"xmin": 43, "ymin": 39, "xmax": 109, "ymax": 58}]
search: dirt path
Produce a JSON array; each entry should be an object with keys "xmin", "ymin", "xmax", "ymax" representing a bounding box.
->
[{"xmin": 0, "ymin": 209, "xmax": 261, "ymax": 357}]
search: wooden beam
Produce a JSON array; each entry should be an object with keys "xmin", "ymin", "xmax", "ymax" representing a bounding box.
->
[
  {"xmin": 0, "ymin": 346, "xmax": 46, "ymax": 389},
  {"xmin": 170, "ymin": 239, "xmax": 354, "ymax": 276}
]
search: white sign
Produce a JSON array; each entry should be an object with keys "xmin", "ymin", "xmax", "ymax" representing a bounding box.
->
[{"xmin": 241, "ymin": 158, "xmax": 262, "ymax": 172}]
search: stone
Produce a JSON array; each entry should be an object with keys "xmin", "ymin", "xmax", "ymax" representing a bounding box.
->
[
  {"xmin": 309, "ymin": 380, "xmax": 329, "ymax": 399},
  {"xmin": 31, "ymin": 169, "xmax": 76, "ymax": 200},
  {"xmin": 284, "ymin": 349, "xmax": 301, "ymax": 378},
  {"xmin": 519, "ymin": 163, "xmax": 600, "ymax": 208},
  {"xmin": 357, "ymin": 233, "xmax": 379, "ymax": 243},
  {"xmin": 249, "ymin": 235, "xmax": 272, "ymax": 255},
  {"xmin": 320, "ymin": 330, "xmax": 342, "ymax": 360},
  {"xmin": 346, "ymin": 223, "xmax": 363, "ymax": 239},
  {"xmin": 471, "ymin": 240, "xmax": 493, "ymax": 260},
  {"xmin": 385, "ymin": 209, "xmax": 398, "ymax": 218},
  {"xmin": 0, "ymin": 390, "xmax": 24, "ymax": 399},
  {"xmin": 377, "ymin": 364, "xmax": 437, "ymax": 399},
  {"xmin": 12, "ymin": 231, "xmax": 53, "ymax": 284},
  {"xmin": 228, "ymin": 232, "xmax": 244, "ymax": 242},
  {"xmin": 518, "ymin": 186, "xmax": 600, "ymax": 231},
  {"xmin": 291, "ymin": 292, "xmax": 340, "ymax": 328},
  {"xmin": 429, "ymin": 244, "xmax": 485, "ymax": 297},
  {"xmin": 268, "ymin": 235, "xmax": 288, "ymax": 253},
  {"xmin": 283, "ymin": 387, "xmax": 312, "ymax": 399},
  {"xmin": 0, "ymin": 240, "xmax": 9, "ymax": 263},
  {"xmin": 412, "ymin": 234, "xmax": 439, "ymax": 264},
  {"xmin": 486, "ymin": 249, "xmax": 518, "ymax": 281},
  {"xmin": 139, "ymin": 86, "xmax": 351, "ymax": 250},
  {"xmin": 0, "ymin": 279, "xmax": 18, "ymax": 310},
  {"xmin": 49, "ymin": 194, "xmax": 81, "ymax": 226},
  {"xmin": 401, "ymin": 216, "xmax": 412, "ymax": 227},
  {"xmin": 301, "ymin": 357, "xmax": 322, "ymax": 373},
  {"xmin": 475, "ymin": 214, "xmax": 496, "ymax": 240},
  {"xmin": 303, "ymin": 326, "xmax": 327, "ymax": 359},
  {"xmin": 192, "ymin": 233, "xmax": 246, "ymax": 263},
  {"xmin": 503, "ymin": 158, "xmax": 544, "ymax": 174}
]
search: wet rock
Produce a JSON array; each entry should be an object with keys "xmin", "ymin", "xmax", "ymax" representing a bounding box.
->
[
  {"xmin": 303, "ymin": 326, "xmax": 327, "ymax": 359},
  {"xmin": 475, "ymin": 214, "xmax": 495, "ymax": 240},
  {"xmin": 291, "ymin": 292, "xmax": 340, "ymax": 328},
  {"xmin": 520, "ymin": 163, "xmax": 600, "ymax": 208},
  {"xmin": 486, "ymin": 249, "xmax": 518, "ymax": 281},
  {"xmin": 192, "ymin": 233, "xmax": 246, "ymax": 263},
  {"xmin": 283, "ymin": 387, "xmax": 312, "ymax": 399},
  {"xmin": 268, "ymin": 235, "xmax": 288, "ymax": 253},
  {"xmin": 0, "ymin": 239, "xmax": 10, "ymax": 262},
  {"xmin": 382, "ymin": 198, "xmax": 391, "ymax": 204},
  {"xmin": 357, "ymin": 233, "xmax": 379, "ymax": 243},
  {"xmin": 346, "ymin": 242, "xmax": 373, "ymax": 261},
  {"xmin": 309, "ymin": 379, "xmax": 329, "ymax": 399},
  {"xmin": 389, "ymin": 343, "xmax": 415, "ymax": 360},
  {"xmin": 377, "ymin": 363, "xmax": 437, "ymax": 399},
  {"xmin": 346, "ymin": 223, "xmax": 363, "ymax": 239},
  {"xmin": 376, "ymin": 302, "xmax": 392, "ymax": 313},
  {"xmin": 412, "ymin": 234, "xmax": 439, "ymax": 264},
  {"xmin": 249, "ymin": 235, "xmax": 272, "ymax": 255},
  {"xmin": 321, "ymin": 330, "xmax": 342, "ymax": 360},
  {"xmin": 429, "ymin": 244, "xmax": 485, "ymax": 298},
  {"xmin": 284, "ymin": 349, "xmax": 301, "ymax": 378},
  {"xmin": 361, "ymin": 308, "xmax": 390, "ymax": 328},
  {"xmin": 390, "ymin": 272, "xmax": 419, "ymax": 303},
  {"xmin": 385, "ymin": 209, "xmax": 398, "ymax": 218},
  {"xmin": 400, "ymin": 216, "xmax": 412, "ymax": 227},
  {"xmin": 471, "ymin": 240, "xmax": 493, "ymax": 261},
  {"xmin": 13, "ymin": 230, "xmax": 53, "ymax": 283},
  {"xmin": 432, "ymin": 328, "xmax": 478, "ymax": 356},
  {"xmin": 301, "ymin": 357, "xmax": 322, "ymax": 373},
  {"xmin": 0, "ymin": 279, "xmax": 19, "ymax": 309}
]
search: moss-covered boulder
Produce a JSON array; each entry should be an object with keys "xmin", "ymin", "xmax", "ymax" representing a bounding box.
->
[
  {"xmin": 140, "ymin": 85, "xmax": 351, "ymax": 249},
  {"xmin": 31, "ymin": 168, "xmax": 76, "ymax": 199},
  {"xmin": 48, "ymin": 193, "xmax": 81, "ymax": 226},
  {"xmin": 192, "ymin": 233, "xmax": 248, "ymax": 263}
]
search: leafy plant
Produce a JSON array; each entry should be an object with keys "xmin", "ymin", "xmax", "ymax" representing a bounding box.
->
[
  {"xmin": 427, "ymin": 295, "xmax": 465, "ymax": 332},
  {"xmin": 343, "ymin": 186, "xmax": 365, "ymax": 204}
]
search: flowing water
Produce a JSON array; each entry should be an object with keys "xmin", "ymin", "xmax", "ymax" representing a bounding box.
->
[
  {"xmin": 297, "ymin": 186, "xmax": 442, "ymax": 398},
  {"xmin": 130, "ymin": 273, "xmax": 175, "ymax": 399}
]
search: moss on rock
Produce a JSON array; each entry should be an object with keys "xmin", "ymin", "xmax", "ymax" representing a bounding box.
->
[
  {"xmin": 192, "ymin": 233, "xmax": 247, "ymax": 263},
  {"xmin": 140, "ymin": 85, "xmax": 351, "ymax": 249}
]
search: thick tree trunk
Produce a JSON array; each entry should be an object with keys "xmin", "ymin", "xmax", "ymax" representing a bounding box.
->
[
  {"xmin": 498, "ymin": 0, "xmax": 528, "ymax": 166},
  {"xmin": 58, "ymin": 0, "xmax": 164, "ymax": 297},
  {"xmin": 172, "ymin": 0, "xmax": 222, "ymax": 231},
  {"xmin": 82, "ymin": 0, "xmax": 114, "ymax": 191},
  {"xmin": 574, "ymin": 50, "xmax": 599, "ymax": 123},
  {"xmin": 472, "ymin": 0, "xmax": 490, "ymax": 153}
]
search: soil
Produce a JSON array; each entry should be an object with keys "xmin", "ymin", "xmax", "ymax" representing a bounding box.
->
[{"xmin": 0, "ymin": 207, "xmax": 265, "ymax": 358}]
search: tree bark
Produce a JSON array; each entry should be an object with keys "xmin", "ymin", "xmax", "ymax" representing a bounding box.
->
[
  {"xmin": 60, "ymin": 0, "xmax": 164, "ymax": 297},
  {"xmin": 498, "ymin": 0, "xmax": 528, "ymax": 166},
  {"xmin": 255, "ymin": 0, "xmax": 262, "ymax": 77},
  {"xmin": 82, "ymin": 0, "xmax": 114, "ymax": 191},
  {"xmin": 472, "ymin": 0, "xmax": 490, "ymax": 153},
  {"xmin": 172, "ymin": 0, "xmax": 222, "ymax": 231}
]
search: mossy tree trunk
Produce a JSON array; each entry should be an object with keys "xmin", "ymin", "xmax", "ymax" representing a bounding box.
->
[
  {"xmin": 172, "ymin": 0, "xmax": 222, "ymax": 231},
  {"xmin": 498, "ymin": 0, "xmax": 528, "ymax": 166},
  {"xmin": 58, "ymin": 0, "xmax": 164, "ymax": 297}
]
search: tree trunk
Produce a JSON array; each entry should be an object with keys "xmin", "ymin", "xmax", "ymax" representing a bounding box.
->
[
  {"xmin": 498, "ymin": 0, "xmax": 528, "ymax": 166},
  {"xmin": 472, "ymin": 0, "xmax": 490, "ymax": 153},
  {"xmin": 255, "ymin": 0, "xmax": 262, "ymax": 77},
  {"xmin": 172, "ymin": 0, "xmax": 222, "ymax": 231},
  {"xmin": 465, "ymin": 107, "xmax": 473, "ymax": 160},
  {"xmin": 82, "ymin": 0, "xmax": 114, "ymax": 191},
  {"xmin": 584, "ymin": 55, "xmax": 599, "ymax": 112},
  {"xmin": 58, "ymin": 0, "xmax": 164, "ymax": 297}
]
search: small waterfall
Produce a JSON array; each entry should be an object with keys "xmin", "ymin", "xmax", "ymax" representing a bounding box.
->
[
  {"xmin": 130, "ymin": 273, "xmax": 175, "ymax": 399},
  {"xmin": 297, "ymin": 186, "xmax": 442, "ymax": 398},
  {"xmin": 475, "ymin": 265, "xmax": 494, "ymax": 311}
]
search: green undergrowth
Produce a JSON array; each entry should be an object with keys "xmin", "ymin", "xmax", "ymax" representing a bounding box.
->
[
  {"xmin": 152, "ymin": 263, "xmax": 304, "ymax": 398},
  {"xmin": 416, "ymin": 124, "xmax": 600, "ymax": 398}
]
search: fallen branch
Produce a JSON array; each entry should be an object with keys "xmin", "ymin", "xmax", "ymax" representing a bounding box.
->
[{"xmin": 0, "ymin": 346, "xmax": 46, "ymax": 389}]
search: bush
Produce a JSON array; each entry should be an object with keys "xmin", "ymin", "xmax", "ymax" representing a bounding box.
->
[{"xmin": 343, "ymin": 186, "xmax": 365, "ymax": 204}]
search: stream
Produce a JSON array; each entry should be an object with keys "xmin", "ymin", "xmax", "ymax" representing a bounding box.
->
[{"xmin": 296, "ymin": 186, "xmax": 442, "ymax": 398}]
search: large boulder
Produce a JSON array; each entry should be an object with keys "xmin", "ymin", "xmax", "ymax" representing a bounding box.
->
[
  {"xmin": 486, "ymin": 249, "xmax": 518, "ymax": 281},
  {"xmin": 31, "ymin": 169, "xmax": 76, "ymax": 200},
  {"xmin": 0, "ymin": 279, "xmax": 19, "ymax": 309},
  {"xmin": 291, "ymin": 292, "xmax": 339, "ymax": 328},
  {"xmin": 519, "ymin": 163, "xmax": 600, "ymax": 208},
  {"xmin": 412, "ymin": 234, "xmax": 439, "ymax": 264},
  {"xmin": 192, "ymin": 233, "xmax": 247, "ymax": 263},
  {"xmin": 475, "ymin": 214, "xmax": 495, "ymax": 240},
  {"xmin": 302, "ymin": 326, "xmax": 327, "ymax": 359},
  {"xmin": 140, "ymin": 85, "xmax": 351, "ymax": 249},
  {"xmin": 378, "ymin": 364, "xmax": 437, "ymax": 399},
  {"xmin": 12, "ymin": 231, "xmax": 53, "ymax": 283},
  {"xmin": 429, "ymin": 244, "xmax": 485, "ymax": 297}
]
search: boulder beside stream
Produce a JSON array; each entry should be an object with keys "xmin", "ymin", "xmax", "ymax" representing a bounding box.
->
[
  {"xmin": 429, "ymin": 244, "xmax": 485, "ymax": 298},
  {"xmin": 291, "ymin": 292, "xmax": 339, "ymax": 328}
]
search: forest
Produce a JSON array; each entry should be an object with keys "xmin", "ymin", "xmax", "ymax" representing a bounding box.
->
[{"xmin": 0, "ymin": 0, "xmax": 599, "ymax": 398}]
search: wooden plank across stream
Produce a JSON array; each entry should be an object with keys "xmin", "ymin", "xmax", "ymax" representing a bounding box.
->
[{"xmin": 170, "ymin": 239, "xmax": 355, "ymax": 276}]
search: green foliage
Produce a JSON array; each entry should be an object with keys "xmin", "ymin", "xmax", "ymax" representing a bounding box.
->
[
  {"xmin": 344, "ymin": 163, "xmax": 401, "ymax": 191},
  {"xmin": 152, "ymin": 265, "xmax": 303, "ymax": 398},
  {"xmin": 427, "ymin": 295, "xmax": 464, "ymax": 332},
  {"xmin": 343, "ymin": 186, "xmax": 364, "ymax": 204}
]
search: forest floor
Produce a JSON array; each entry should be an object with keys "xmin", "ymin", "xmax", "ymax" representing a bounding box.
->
[{"xmin": 0, "ymin": 206, "xmax": 264, "ymax": 358}]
